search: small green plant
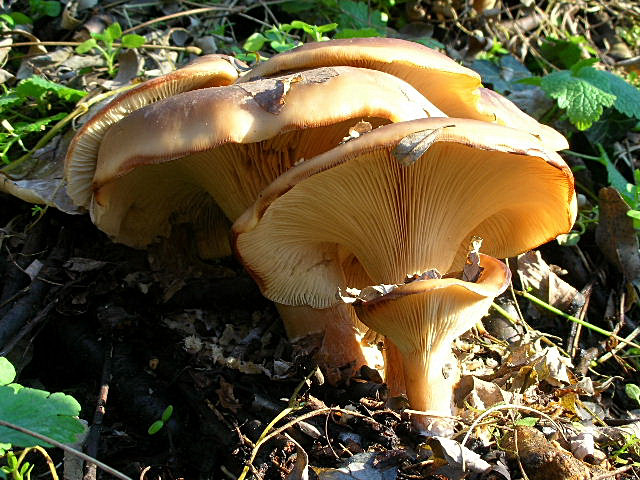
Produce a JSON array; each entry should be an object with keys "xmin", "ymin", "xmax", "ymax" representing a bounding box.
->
[
  {"xmin": 523, "ymin": 58, "xmax": 640, "ymax": 130},
  {"xmin": 0, "ymin": 76, "xmax": 86, "ymax": 164},
  {"xmin": 626, "ymin": 383, "xmax": 640, "ymax": 406},
  {"xmin": 147, "ymin": 405, "xmax": 173, "ymax": 435},
  {"xmin": 76, "ymin": 23, "xmax": 146, "ymax": 77},
  {"xmin": 0, "ymin": 357, "xmax": 86, "ymax": 479}
]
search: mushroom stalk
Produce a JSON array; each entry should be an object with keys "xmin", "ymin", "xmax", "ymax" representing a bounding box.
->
[{"xmin": 353, "ymin": 255, "xmax": 511, "ymax": 435}]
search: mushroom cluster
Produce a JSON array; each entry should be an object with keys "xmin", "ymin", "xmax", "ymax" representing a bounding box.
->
[{"xmin": 65, "ymin": 38, "xmax": 577, "ymax": 435}]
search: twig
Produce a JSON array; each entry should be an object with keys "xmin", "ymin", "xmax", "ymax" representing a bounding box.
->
[
  {"xmin": 83, "ymin": 342, "xmax": 113, "ymax": 480},
  {"xmin": 591, "ymin": 465, "xmax": 634, "ymax": 480},
  {"xmin": 518, "ymin": 290, "xmax": 640, "ymax": 350},
  {"xmin": 0, "ymin": 420, "xmax": 132, "ymax": 480}
]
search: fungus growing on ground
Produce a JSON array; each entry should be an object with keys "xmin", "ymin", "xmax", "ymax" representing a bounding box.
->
[
  {"xmin": 349, "ymin": 253, "xmax": 511, "ymax": 434},
  {"xmin": 65, "ymin": 54, "xmax": 246, "ymax": 208},
  {"xmin": 68, "ymin": 66, "xmax": 442, "ymax": 372},
  {"xmin": 237, "ymin": 37, "xmax": 567, "ymax": 150},
  {"xmin": 233, "ymin": 117, "xmax": 576, "ymax": 425}
]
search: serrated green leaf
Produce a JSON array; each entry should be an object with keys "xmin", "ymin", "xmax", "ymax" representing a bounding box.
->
[
  {"xmin": 569, "ymin": 57, "xmax": 599, "ymax": 75},
  {"xmin": 541, "ymin": 69, "xmax": 615, "ymax": 130},
  {"xmin": 76, "ymin": 38, "xmax": 97, "ymax": 54},
  {"xmin": 16, "ymin": 76, "xmax": 86, "ymax": 102},
  {"xmin": 0, "ymin": 384, "xmax": 85, "ymax": 448},
  {"xmin": 0, "ymin": 358, "xmax": 15, "ymax": 386},
  {"xmin": 14, "ymin": 113, "xmax": 66, "ymax": 135},
  {"xmin": 121, "ymin": 34, "xmax": 146, "ymax": 49},
  {"xmin": 595, "ymin": 70, "xmax": 640, "ymax": 120},
  {"xmin": 338, "ymin": 0, "xmax": 386, "ymax": 32},
  {"xmin": 105, "ymin": 22, "xmax": 122, "ymax": 42},
  {"xmin": 243, "ymin": 32, "xmax": 266, "ymax": 52}
]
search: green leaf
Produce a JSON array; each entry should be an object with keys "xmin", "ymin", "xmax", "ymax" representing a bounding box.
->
[
  {"xmin": 41, "ymin": 0, "xmax": 62, "ymax": 17},
  {"xmin": 147, "ymin": 420, "xmax": 163, "ymax": 435},
  {"xmin": 0, "ymin": 358, "xmax": 16, "ymax": 386},
  {"xmin": 9, "ymin": 12, "xmax": 32, "ymax": 25},
  {"xmin": 335, "ymin": 27, "xmax": 380, "ymax": 39},
  {"xmin": 243, "ymin": 32, "xmax": 266, "ymax": 52},
  {"xmin": 541, "ymin": 69, "xmax": 615, "ymax": 130},
  {"xmin": 76, "ymin": 38, "xmax": 97, "ymax": 54},
  {"xmin": 0, "ymin": 14, "xmax": 15, "ymax": 27},
  {"xmin": 161, "ymin": 405, "xmax": 173, "ymax": 422},
  {"xmin": 515, "ymin": 417, "xmax": 539, "ymax": 426},
  {"xmin": 412, "ymin": 36, "xmax": 444, "ymax": 50},
  {"xmin": 13, "ymin": 113, "xmax": 66, "ymax": 135},
  {"xmin": 0, "ymin": 94, "xmax": 24, "ymax": 114},
  {"xmin": 121, "ymin": 34, "xmax": 146, "ymax": 49},
  {"xmin": 594, "ymin": 70, "xmax": 640, "ymax": 120},
  {"xmin": 626, "ymin": 383, "xmax": 640, "ymax": 404},
  {"xmin": 627, "ymin": 210, "xmax": 640, "ymax": 220},
  {"xmin": 105, "ymin": 22, "xmax": 123, "ymax": 42},
  {"xmin": 16, "ymin": 76, "xmax": 86, "ymax": 103},
  {"xmin": 0, "ymin": 384, "xmax": 86, "ymax": 448},
  {"xmin": 337, "ymin": 0, "xmax": 387, "ymax": 32}
]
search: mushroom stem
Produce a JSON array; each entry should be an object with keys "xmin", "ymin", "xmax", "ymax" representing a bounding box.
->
[
  {"xmin": 275, "ymin": 303, "xmax": 378, "ymax": 378},
  {"xmin": 400, "ymin": 340, "xmax": 458, "ymax": 434},
  {"xmin": 383, "ymin": 338, "xmax": 406, "ymax": 397}
]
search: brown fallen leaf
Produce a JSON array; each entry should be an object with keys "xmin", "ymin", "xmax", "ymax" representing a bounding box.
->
[{"xmin": 596, "ymin": 187, "xmax": 640, "ymax": 288}]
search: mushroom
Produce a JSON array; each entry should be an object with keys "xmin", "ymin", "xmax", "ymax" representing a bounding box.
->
[
  {"xmin": 237, "ymin": 38, "xmax": 567, "ymax": 150},
  {"xmin": 232, "ymin": 117, "xmax": 575, "ymax": 416},
  {"xmin": 351, "ymin": 254, "xmax": 511, "ymax": 433},
  {"xmin": 72, "ymin": 66, "xmax": 443, "ymax": 373},
  {"xmin": 65, "ymin": 54, "xmax": 246, "ymax": 208},
  {"xmin": 233, "ymin": 117, "xmax": 576, "ymax": 306}
]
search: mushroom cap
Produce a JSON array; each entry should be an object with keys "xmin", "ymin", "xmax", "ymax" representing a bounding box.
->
[
  {"xmin": 238, "ymin": 38, "xmax": 566, "ymax": 150},
  {"xmin": 91, "ymin": 66, "xmax": 442, "ymax": 250},
  {"xmin": 238, "ymin": 37, "xmax": 482, "ymax": 121},
  {"xmin": 65, "ymin": 54, "xmax": 245, "ymax": 208},
  {"xmin": 354, "ymin": 254, "xmax": 510, "ymax": 419},
  {"xmin": 233, "ymin": 117, "xmax": 576, "ymax": 308},
  {"xmin": 476, "ymin": 88, "xmax": 569, "ymax": 151}
]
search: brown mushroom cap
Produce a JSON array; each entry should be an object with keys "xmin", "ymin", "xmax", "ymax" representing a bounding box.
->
[
  {"xmin": 65, "ymin": 54, "xmax": 245, "ymax": 208},
  {"xmin": 477, "ymin": 88, "xmax": 569, "ymax": 151},
  {"xmin": 233, "ymin": 117, "xmax": 576, "ymax": 308},
  {"xmin": 91, "ymin": 66, "xmax": 442, "ymax": 250},
  {"xmin": 239, "ymin": 37, "xmax": 482, "ymax": 121},
  {"xmin": 238, "ymin": 38, "xmax": 567, "ymax": 150},
  {"xmin": 354, "ymin": 254, "xmax": 511, "ymax": 432}
]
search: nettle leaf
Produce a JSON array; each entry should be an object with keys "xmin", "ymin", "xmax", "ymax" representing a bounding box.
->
[
  {"xmin": 592, "ymin": 70, "xmax": 640, "ymax": 120},
  {"xmin": 16, "ymin": 76, "xmax": 86, "ymax": 102},
  {"xmin": 541, "ymin": 69, "xmax": 615, "ymax": 130},
  {"xmin": 0, "ymin": 94, "xmax": 24, "ymax": 114},
  {"xmin": 121, "ymin": 34, "xmax": 146, "ymax": 49},
  {"xmin": 0, "ymin": 384, "xmax": 86, "ymax": 448},
  {"xmin": 338, "ymin": 0, "xmax": 386, "ymax": 32},
  {"xmin": 14, "ymin": 112, "xmax": 66, "ymax": 135}
]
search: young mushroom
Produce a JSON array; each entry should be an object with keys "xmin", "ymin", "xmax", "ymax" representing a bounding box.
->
[
  {"xmin": 232, "ymin": 117, "xmax": 576, "ymax": 427},
  {"xmin": 68, "ymin": 66, "xmax": 443, "ymax": 374},
  {"xmin": 350, "ymin": 253, "xmax": 511, "ymax": 434},
  {"xmin": 65, "ymin": 54, "xmax": 246, "ymax": 208},
  {"xmin": 237, "ymin": 37, "xmax": 568, "ymax": 151}
]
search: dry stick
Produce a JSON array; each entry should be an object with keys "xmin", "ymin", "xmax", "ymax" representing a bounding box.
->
[
  {"xmin": 3, "ymin": 40, "xmax": 201, "ymax": 53},
  {"xmin": 568, "ymin": 282, "xmax": 593, "ymax": 359},
  {"xmin": 598, "ymin": 326, "xmax": 640, "ymax": 364},
  {"xmin": 83, "ymin": 343, "xmax": 113, "ymax": 480},
  {"xmin": 0, "ymin": 420, "xmax": 131, "ymax": 480},
  {"xmin": 518, "ymin": 290, "xmax": 640, "ymax": 350}
]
